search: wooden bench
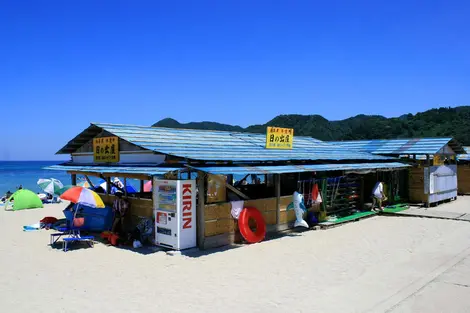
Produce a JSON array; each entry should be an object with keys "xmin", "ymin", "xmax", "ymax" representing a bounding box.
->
[{"xmin": 63, "ymin": 236, "xmax": 95, "ymax": 252}]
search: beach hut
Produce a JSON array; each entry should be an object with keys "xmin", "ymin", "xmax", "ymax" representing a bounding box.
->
[
  {"xmin": 328, "ymin": 138, "xmax": 466, "ymax": 207},
  {"xmin": 46, "ymin": 122, "xmax": 409, "ymax": 250}
]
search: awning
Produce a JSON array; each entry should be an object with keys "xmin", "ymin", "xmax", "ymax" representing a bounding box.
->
[
  {"xmin": 44, "ymin": 164, "xmax": 182, "ymax": 176},
  {"xmin": 189, "ymin": 162, "xmax": 410, "ymax": 175}
]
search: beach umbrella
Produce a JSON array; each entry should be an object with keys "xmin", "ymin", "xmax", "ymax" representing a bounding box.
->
[
  {"xmin": 58, "ymin": 185, "xmax": 73, "ymax": 195},
  {"xmin": 37, "ymin": 178, "xmax": 64, "ymax": 195},
  {"xmin": 60, "ymin": 186, "xmax": 105, "ymax": 208},
  {"xmin": 77, "ymin": 181, "xmax": 91, "ymax": 188},
  {"xmin": 144, "ymin": 180, "xmax": 152, "ymax": 192},
  {"xmin": 4, "ymin": 189, "xmax": 44, "ymax": 211}
]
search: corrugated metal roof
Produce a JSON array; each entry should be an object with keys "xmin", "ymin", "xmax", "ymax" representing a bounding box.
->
[
  {"xmin": 44, "ymin": 164, "xmax": 181, "ymax": 176},
  {"xmin": 458, "ymin": 147, "xmax": 470, "ymax": 161},
  {"xmin": 57, "ymin": 123, "xmax": 390, "ymax": 162},
  {"xmin": 328, "ymin": 138, "xmax": 466, "ymax": 155},
  {"xmin": 189, "ymin": 162, "xmax": 409, "ymax": 175}
]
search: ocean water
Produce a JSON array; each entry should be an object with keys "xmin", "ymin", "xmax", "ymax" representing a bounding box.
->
[
  {"xmin": 0, "ymin": 161, "xmax": 72, "ymax": 196},
  {"xmin": 0, "ymin": 161, "xmax": 266, "ymax": 197},
  {"xmin": 0, "ymin": 161, "xmax": 146, "ymax": 196}
]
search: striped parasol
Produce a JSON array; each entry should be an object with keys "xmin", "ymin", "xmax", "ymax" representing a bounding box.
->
[
  {"xmin": 37, "ymin": 178, "xmax": 64, "ymax": 195},
  {"xmin": 60, "ymin": 186, "xmax": 105, "ymax": 208}
]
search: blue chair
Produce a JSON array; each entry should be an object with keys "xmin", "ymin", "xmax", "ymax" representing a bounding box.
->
[{"xmin": 50, "ymin": 210, "xmax": 95, "ymax": 252}]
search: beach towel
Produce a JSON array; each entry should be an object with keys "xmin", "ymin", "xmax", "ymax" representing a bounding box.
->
[
  {"xmin": 23, "ymin": 223, "xmax": 41, "ymax": 232},
  {"xmin": 231, "ymin": 201, "xmax": 244, "ymax": 219}
]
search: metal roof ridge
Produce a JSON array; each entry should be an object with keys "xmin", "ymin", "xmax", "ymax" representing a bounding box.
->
[
  {"xmin": 93, "ymin": 122, "xmax": 251, "ymax": 135},
  {"xmin": 330, "ymin": 137, "xmax": 453, "ymax": 143},
  {"xmin": 92, "ymin": 122, "xmax": 325, "ymax": 140}
]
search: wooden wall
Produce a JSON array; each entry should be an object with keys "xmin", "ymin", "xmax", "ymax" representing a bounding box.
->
[
  {"xmin": 203, "ymin": 196, "xmax": 320, "ymax": 239},
  {"xmin": 458, "ymin": 164, "xmax": 470, "ymax": 195},
  {"xmin": 99, "ymin": 193, "xmax": 154, "ymax": 225},
  {"xmin": 408, "ymin": 167, "xmax": 428, "ymax": 203}
]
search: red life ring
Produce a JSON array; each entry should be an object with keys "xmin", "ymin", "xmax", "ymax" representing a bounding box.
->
[{"xmin": 238, "ymin": 207, "xmax": 266, "ymax": 243}]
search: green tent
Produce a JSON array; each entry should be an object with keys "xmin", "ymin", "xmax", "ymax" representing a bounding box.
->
[{"xmin": 5, "ymin": 189, "xmax": 44, "ymax": 211}]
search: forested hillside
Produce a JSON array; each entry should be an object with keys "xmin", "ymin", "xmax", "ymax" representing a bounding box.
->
[{"xmin": 153, "ymin": 106, "xmax": 470, "ymax": 145}]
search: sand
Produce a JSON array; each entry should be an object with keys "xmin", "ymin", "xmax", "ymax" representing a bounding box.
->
[{"xmin": 1, "ymin": 200, "xmax": 470, "ymax": 313}]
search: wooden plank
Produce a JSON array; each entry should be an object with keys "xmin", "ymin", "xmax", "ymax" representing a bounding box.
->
[
  {"xmin": 244, "ymin": 198, "xmax": 276, "ymax": 212},
  {"xmin": 279, "ymin": 210, "xmax": 297, "ymax": 224},
  {"xmin": 458, "ymin": 165, "xmax": 470, "ymax": 194},
  {"xmin": 67, "ymin": 171, "xmax": 151, "ymax": 180},
  {"xmin": 205, "ymin": 202, "xmax": 232, "ymax": 220},
  {"xmin": 203, "ymin": 232, "xmax": 238, "ymax": 250},
  {"xmin": 205, "ymin": 219, "xmax": 236, "ymax": 237},
  {"xmin": 99, "ymin": 193, "xmax": 153, "ymax": 217},
  {"xmin": 197, "ymin": 172, "xmax": 206, "ymax": 249},
  {"xmin": 225, "ymin": 183, "xmax": 250, "ymax": 200},
  {"xmin": 262, "ymin": 210, "xmax": 277, "ymax": 225}
]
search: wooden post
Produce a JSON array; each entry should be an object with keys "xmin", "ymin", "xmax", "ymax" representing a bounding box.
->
[
  {"xmin": 359, "ymin": 176, "xmax": 364, "ymax": 209},
  {"xmin": 140, "ymin": 180, "xmax": 144, "ymax": 194},
  {"xmin": 275, "ymin": 174, "xmax": 281, "ymax": 228},
  {"xmin": 197, "ymin": 171, "xmax": 206, "ymax": 249},
  {"xmin": 225, "ymin": 183, "xmax": 250, "ymax": 200},
  {"xmin": 84, "ymin": 175, "xmax": 95, "ymax": 189},
  {"xmin": 71, "ymin": 174, "xmax": 77, "ymax": 186},
  {"xmin": 123, "ymin": 178, "xmax": 128, "ymax": 197},
  {"xmin": 106, "ymin": 177, "xmax": 111, "ymax": 195}
]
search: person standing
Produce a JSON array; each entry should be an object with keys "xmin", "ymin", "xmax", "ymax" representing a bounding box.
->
[
  {"xmin": 371, "ymin": 181, "xmax": 385, "ymax": 211},
  {"xmin": 111, "ymin": 191, "xmax": 130, "ymax": 236}
]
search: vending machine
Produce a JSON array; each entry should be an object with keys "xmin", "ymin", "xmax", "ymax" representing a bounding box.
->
[{"xmin": 153, "ymin": 178, "xmax": 197, "ymax": 250}]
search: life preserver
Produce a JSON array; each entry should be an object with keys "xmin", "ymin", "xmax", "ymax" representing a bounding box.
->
[{"xmin": 238, "ymin": 207, "xmax": 266, "ymax": 244}]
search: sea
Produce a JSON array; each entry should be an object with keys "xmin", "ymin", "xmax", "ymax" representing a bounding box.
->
[
  {"xmin": 0, "ymin": 161, "xmax": 78, "ymax": 196},
  {"xmin": 0, "ymin": 161, "xmax": 263, "ymax": 197}
]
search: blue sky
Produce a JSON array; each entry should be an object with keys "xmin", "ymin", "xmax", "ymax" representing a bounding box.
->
[{"xmin": 1, "ymin": 0, "xmax": 469, "ymax": 160}]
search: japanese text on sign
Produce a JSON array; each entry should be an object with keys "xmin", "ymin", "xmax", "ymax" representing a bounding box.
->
[
  {"xmin": 265, "ymin": 126, "xmax": 294, "ymax": 149},
  {"xmin": 93, "ymin": 136, "xmax": 120, "ymax": 163}
]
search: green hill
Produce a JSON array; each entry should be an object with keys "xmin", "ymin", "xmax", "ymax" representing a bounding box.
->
[{"xmin": 152, "ymin": 106, "xmax": 470, "ymax": 145}]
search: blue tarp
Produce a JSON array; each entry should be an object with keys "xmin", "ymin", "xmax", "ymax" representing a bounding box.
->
[
  {"xmin": 63, "ymin": 204, "xmax": 113, "ymax": 232},
  {"xmin": 95, "ymin": 179, "xmax": 137, "ymax": 194}
]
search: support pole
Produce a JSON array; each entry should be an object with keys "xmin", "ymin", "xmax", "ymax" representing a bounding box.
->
[
  {"xmin": 71, "ymin": 174, "xmax": 77, "ymax": 186},
  {"xmin": 123, "ymin": 178, "xmax": 128, "ymax": 197},
  {"xmin": 140, "ymin": 180, "xmax": 144, "ymax": 194},
  {"xmin": 106, "ymin": 177, "xmax": 111, "ymax": 195},
  {"xmin": 84, "ymin": 175, "xmax": 95, "ymax": 189},
  {"xmin": 196, "ymin": 171, "xmax": 206, "ymax": 249},
  {"xmin": 275, "ymin": 174, "xmax": 281, "ymax": 228}
]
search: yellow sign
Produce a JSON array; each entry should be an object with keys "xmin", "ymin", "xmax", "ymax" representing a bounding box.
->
[
  {"xmin": 266, "ymin": 126, "xmax": 294, "ymax": 149},
  {"xmin": 433, "ymin": 155, "xmax": 445, "ymax": 166},
  {"xmin": 93, "ymin": 137, "xmax": 119, "ymax": 163}
]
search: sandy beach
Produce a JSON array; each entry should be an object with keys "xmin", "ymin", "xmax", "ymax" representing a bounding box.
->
[{"xmin": 1, "ymin": 199, "xmax": 470, "ymax": 313}]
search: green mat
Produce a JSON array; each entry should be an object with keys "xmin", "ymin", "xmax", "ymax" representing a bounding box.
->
[
  {"xmin": 319, "ymin": 211, "xmax": 377, "ymax": 226},
  {"xmin": 382, "ymin": 204, "xmax": 409, "ymax": 214}
]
